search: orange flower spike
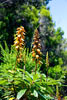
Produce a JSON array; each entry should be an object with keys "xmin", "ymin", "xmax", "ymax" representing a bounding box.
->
[
  {"xmin": 32, "ymin": 29, "xmax": 42, "ymax": 74},
  {"xmin": 14, "ymin": 26, "xmax": 26, "ymax": 63},
  {"xmin": 32, "ymin": 29, "xmax": 42, "ymax": 65}
]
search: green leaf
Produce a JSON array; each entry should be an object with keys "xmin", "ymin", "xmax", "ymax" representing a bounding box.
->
[
  {"xmin": 0, "ymin": 80, "xmax": 7, "ymax": 85},
  {"xmin": 33, "ymin": 90, "xmax": 38, "ymax": 98},
  {"xmin": 38, "ymin": 91, "xmax": 53, "ymax": 100},
  {"xmin": 17, "ymin": 89, "xmax": 27, "ymax": 100}
]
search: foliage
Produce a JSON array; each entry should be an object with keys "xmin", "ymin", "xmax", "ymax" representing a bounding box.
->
[
  {"xmin": 48, "ymin": 65, "xmax": 62, "ymax": 79},
  {"xmin": 0, "ymin": 42, "xmax": 61, "ymax": 100},
  {"xmin": 0, "ymin": 0, "xmax": 52, "ymax": 48},
  {"xmin": 40, "ymin": 6, "xmax": 50, "ymax": 18}
]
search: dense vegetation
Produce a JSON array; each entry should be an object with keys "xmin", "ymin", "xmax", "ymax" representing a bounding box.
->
[{"xmin": 0, "ymin": 0, "xmax": 67, "ymax": 100}]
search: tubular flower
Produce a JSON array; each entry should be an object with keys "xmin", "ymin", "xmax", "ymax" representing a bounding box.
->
[
  {"xmin": 32, "ymin": 29, "xmax": 42, "ymax": 64},
  {"xmin": 14, "ymin": 26, "xmax": 25, "ymax": 63}
]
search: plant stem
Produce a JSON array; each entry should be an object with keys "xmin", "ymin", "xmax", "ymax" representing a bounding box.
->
[
  {"xmin": 56, "ymin": 85, "xmax": 59, "ymax": 99},
  {"xmin": 35, "ymin": 61, "xmax": 37, "ymax": 74},
  {"xmin": 13, "ymin": 82, "xmax": 16, "ymax": 98},
  {"xmin": 15, "ymin": 51, "xmax": 19, "ymax": 71}
]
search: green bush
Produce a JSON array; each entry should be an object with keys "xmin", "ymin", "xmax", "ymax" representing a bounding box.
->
[{"xmin": 0, "ymin": 42, "xmax": 55, "ymax": 100}]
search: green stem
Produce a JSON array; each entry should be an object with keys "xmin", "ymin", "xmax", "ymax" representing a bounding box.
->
[
  {"xmin": 35, "ymin": 61, "xmax": 37, "ymax": 74},
  {"xmin": 56, "ymin": 85, "xmax": 59, "ymax": 99},
  {"xmin": 13, "ymin": 82, "xmax": 16, "ymax": 98}
]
